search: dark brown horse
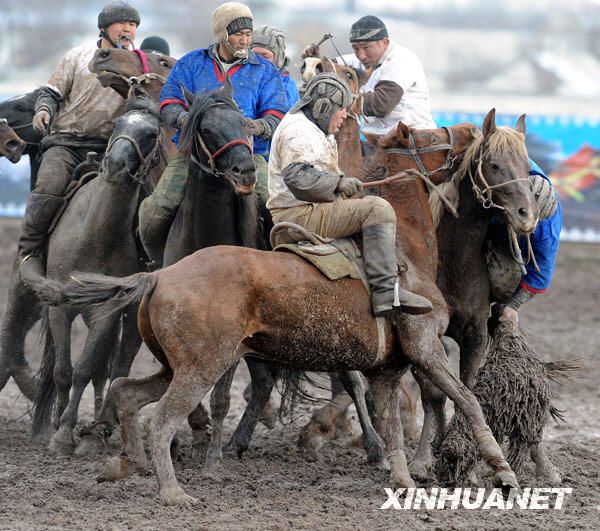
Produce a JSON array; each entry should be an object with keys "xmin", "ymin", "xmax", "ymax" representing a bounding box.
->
[{"xmin": 56, "ymin": 115, "xmax": 531, "ymax": 506}]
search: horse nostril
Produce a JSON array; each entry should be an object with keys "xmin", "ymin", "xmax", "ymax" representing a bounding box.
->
[
  {"xmin": 6, "ymin": 139, "xmax": 21, "ymax": 151},
  {"xmin": 518, "ymin": 207, "xmax": 529, "ymax": 219}
]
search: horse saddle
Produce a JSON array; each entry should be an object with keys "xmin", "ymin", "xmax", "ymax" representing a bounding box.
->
[{"xmin": 270, "ymin": 222, "xmax": 363, "ymax": 282}]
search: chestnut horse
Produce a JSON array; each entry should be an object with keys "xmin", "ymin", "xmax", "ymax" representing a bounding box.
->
[{"xmin": 56, "ymin": 117, "xmax": 534, "ymax": 506}]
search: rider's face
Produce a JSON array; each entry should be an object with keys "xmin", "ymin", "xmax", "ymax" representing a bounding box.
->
[
  {"xmin": 252, "ymin": 46, "xmax": 275, "ymax": 64},
  {"xmin": 105, "ymin": 21, "xmax": 138, "ymax": 48},
  {"xmin": 328, "ymin": 107, "xmax": 348, "ymax": 135},
  {"xmin": 351, "ymin": 38, "xmax": 389, "ymax": 67},
  {"xmin": 228, "ymin": 30, "xmax": 253, "ymax": 52}
]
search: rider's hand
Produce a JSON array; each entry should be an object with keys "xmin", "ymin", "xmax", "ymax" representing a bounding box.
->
[
  {"xmin": 498, "ymin": 305, "xmax": 519, "ymax": 330},
  {"xmin": 301, "ymin": 43, "xmax": 320, "ymax": 59},
  {"xmin": 244, "ymin": 118, "xmax": 265, "ymax": 137},
  {"xmin": 336, "ymin": 177, "xmax": 363, "ymax": 198},
  {"xmin": 32, "ymin": 110, "xmax": 51, "ymax": 135}
]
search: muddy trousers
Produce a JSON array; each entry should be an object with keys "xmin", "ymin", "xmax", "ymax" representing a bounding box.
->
[
  {"xmin": 271, "ymin": 196, "xmax": 432, "ymax": 316},
  {"xmin": 18, "ymin": 145, "xmax": 92, "ymax": 257},
  {"xmin": 138, "ymin": 153, "xmax": 269, "ymax": 268}
]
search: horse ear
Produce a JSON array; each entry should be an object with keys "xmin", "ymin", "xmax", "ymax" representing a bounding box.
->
[
  {"xmin": 515, "ymin": 113, "xmax": 526, "ymax": 135},
  {"xmin": 396, "ymin": 121, "xmax": 411, "ymax": 147},
  {"xmin": 482, "ymin": 108, "xmax": 496, "ymax": 138},
  {"xmin": 180, "ymin": 83, "xmax": 195, "ymax": 106},
  {"xmin": 321, "ymin": 57, "xmax": 336, "ymax": 73},
  {"xmin": 221, "ymin": 76, "xmax": 234, "ymax": 100}
]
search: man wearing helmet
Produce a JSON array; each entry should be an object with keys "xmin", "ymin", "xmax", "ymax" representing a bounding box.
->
[
  {"xmin": 18, "ymin": 1, "xmax": 140, "ymax": 279},
  {"xmin": 303, "ymin": 15, "xmax": 436, "ymax": 135},
  {"xmin": 138, "ymin": 2, "xmax": 289, "ymax": 270},
  {"xmin": 267, "ymin": 73, "xmax": 432, "ymax": 317}
]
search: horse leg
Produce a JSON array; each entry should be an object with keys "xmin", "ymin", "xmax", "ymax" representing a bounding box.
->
[
  {"xmin": 225, "ymin": 358, "xmax": 277, "ymax": 457},
  {"xmin": 409, "ymin": 367, "xmax": 447, "ymax": 481},
  {"xmin": 204, "ymin": 363, "xmax": 238, "ymax": 468},
  {"xmin": 402, "ymin": 329, "xmax": 519, "ymax": 491},
  {"xmin": 297, "ymin": 373, "xmax": 353, "ymax": 453},
  {"xmin": 49, "ymin": 313, "xmax": 120, "ymax": 454},
  {"xmin": 47, "ymin": 306, "xmax": 74, "ymax": 438},
  {"xmin": 188, "ymin": 402, "xmax": 211, "ymax": 459},
  {"xmin": 109, "ymin": 304, "xmax": 142, "ymax": 380},
  {"xmin": 459, "ymin": 321, "xmax": 489, "ymax": 389},
  {"xmin": 530, "ymin": 442, "xmax": 561, "ymax": 486},
  {"xmin": 0, "ymin": 259, "xmax": 41, "ymax": 399},
  {"xmin": 151, "ymin": 371, "xmax": 216, "ymax": 506},
  {"xmin": 97, "ymin": 369, "xmax": 173, "ymax": 482},
  {"xmin": 367, "ymin": 370, "xmax": 414, "ymax": 488},
  {"xmin": 241, "ymin": 358, "xmax": 278, "ymax": 429},
  {"xmin": 338, "ymin": 371, "xmax": 386, "ymax": 466}
]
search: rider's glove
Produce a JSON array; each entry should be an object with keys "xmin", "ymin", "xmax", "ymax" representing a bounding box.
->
[
  {"xmin": 32, "ymin": 110, "xmax": 51, "ymax": 136},
  {"xmin": 335, "ymin": 177, "xmax": 363, "ymax": 198}
]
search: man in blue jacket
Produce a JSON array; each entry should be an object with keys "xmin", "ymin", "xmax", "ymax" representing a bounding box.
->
[
  {"xmin": 498, "ymin": 160, "xmax": 562, "ymax": 327},
  {"xmin": 139, "ymin": 2, "xmax": 289, "ymax": 269}
]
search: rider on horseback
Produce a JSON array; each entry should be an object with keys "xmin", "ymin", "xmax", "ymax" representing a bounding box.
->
[
  {"xmin": 303, "ymin": 15, "xmax": 436, "ymax": 134},
  {"xmin": 138, "ymin": 2, "xmax": 290, "ymax": 271},
  {"xmin": 18, "ymin": 1, "xmax": 141, "ymax": 280},
  {"xmin": 267, "ymin": 73, "xmax": 432, "ymax": 317}
]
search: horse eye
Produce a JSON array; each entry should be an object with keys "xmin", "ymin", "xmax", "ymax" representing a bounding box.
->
[
  {"xmin": 490, "ymin": 162, "xmax": 500, "ymax": 171},
  {"xmin": 346, "ymin": 72, "xmax": 353, "ymax": 79},
  {"xmin": 160, "ymin": 60, "xmax": 169, "ymax": 67}
]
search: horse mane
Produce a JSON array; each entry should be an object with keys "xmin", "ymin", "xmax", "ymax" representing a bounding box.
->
[
  {"xmin": 429, "ymin": 126, "xmax": 527, "ymax": 228},
  {"xmin": 178, "ymin": 88, "xmax": 239, "ymax": 154},
  {"xmin": 125, "ymin": 93, "xmax": 159, "ymax": 117}
]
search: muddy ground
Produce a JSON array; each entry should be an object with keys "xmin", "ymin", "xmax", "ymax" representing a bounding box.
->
[{"xmin": 0, "ymin": 216, "xmax": 598, "ymax": 530}]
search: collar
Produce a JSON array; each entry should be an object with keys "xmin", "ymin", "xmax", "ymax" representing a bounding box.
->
[
  {"xmin": 374, "ymin": 40, "xmax": 395, "ymax": 68},
  {"xmin": 207, "ymin": 43, "xmax": 262, "ymax": 65}
]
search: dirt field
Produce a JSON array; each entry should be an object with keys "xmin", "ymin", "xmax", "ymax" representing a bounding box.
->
[{"xmin": 0, "ymin": 216, "xmax": 598, "ymax": 530}]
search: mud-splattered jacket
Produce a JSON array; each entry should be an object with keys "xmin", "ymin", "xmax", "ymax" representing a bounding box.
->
[{"xmin": 42, "ymin": 43, "xmax": 126, "ymax": 140}]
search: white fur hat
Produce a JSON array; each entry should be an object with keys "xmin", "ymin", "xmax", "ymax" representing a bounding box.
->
[{"xmin": 211, "ymin": 2, "xmax": 253, "ymax": 43}]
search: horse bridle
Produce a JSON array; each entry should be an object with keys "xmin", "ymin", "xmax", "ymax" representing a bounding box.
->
[
  {"xmin": 190, "ymin": 103, "xmax": 253, "ymax": 177},
  {"xmin": 103, "ymin": 111, "xmax": 163, "ymax": 184},
  {"xmin": 383, "ymin": 126, "xmax": 457, "ymax": 178}
]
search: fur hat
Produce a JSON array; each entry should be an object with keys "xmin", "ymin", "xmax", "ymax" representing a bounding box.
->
[
  {"xmin": 251, "ymin": 25, "xmax": 287, "ymax": 70},
  {"xmin": 211, "ymin": 2, "xmax": 253, "ymax": 43}
]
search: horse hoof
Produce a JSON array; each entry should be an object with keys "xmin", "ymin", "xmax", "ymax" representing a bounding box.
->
[
  {"xmin": 408, "ymin": 459, "xmax": 431, "ymax": 482},
  {"xmin": 537, "ymin": 467, "xmax": 562, "ymax": 487},
  {"xmin": 203, "ymin": 448, "xmax": 223, "ymax": 469},
  {"xmin": 160, "ymin": 487, "xmax": 199, "ymax": 507},
  {"xmin": 74, "ymin": 434, "xmax": 104, "ymax": 456},
  {"xmin": 48, "ymin": 430, "xmax": 75, "ymax": 455},
  {"xmin": 97, "ymin": 455, "xmax": 143, "ymax": 483},
  {"xmin": 223, "ymin": 439, "xmax": 248, "ymax": 458},
  {"xmin": 492, "ymin": 469, "xmax": 520, "ymax": 494},
  {"xmin": 391, "ymin": 472, "xmax": 416, "ymax": 490}
]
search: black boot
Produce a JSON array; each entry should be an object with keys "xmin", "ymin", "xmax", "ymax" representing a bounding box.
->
[
  {"xmin": 139, "ymin": 212, "xmax": 173, "ymax": 271},
  {"xmin": 362, "ymin": 223, "xmax": 432, "ymax": 317},
  {"xmin": 17, "ymin": 193, "xmax": 66, "ymax": 285}
]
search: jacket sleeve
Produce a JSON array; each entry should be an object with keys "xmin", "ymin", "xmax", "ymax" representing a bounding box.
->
[
  {"xmin": 256, "ymin": 65, "xmax": 290, "ymax": 138},
  {"xmin": 159, "ymin": 54, "xmax": 194, "ymax": 111},
  {"xmin": 282, "ymin": 162, "xmax": 340, "ymax": 203},
  {"xmin": 362, "ymin": 80, "xmax": 404, "ymax": 118}
]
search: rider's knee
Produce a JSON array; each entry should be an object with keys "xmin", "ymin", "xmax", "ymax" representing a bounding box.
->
[{"xmin": 363, "ymin": 196, "xmax": 396, "ymax": 225}]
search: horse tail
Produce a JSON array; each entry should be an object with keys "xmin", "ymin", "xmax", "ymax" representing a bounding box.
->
[
  {"xmin": 31, "ymin": 307, "xmax": 56, "ymax": 441},
  {"xmin": 543, "ymin": 359, "xmax": 581, "ymax": 384},
  {"xmin": 59, "ymin": 271, "xmax": 158, "ymax": 319}
]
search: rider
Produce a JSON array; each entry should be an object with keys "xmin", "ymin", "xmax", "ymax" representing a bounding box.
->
[
  {"xmin": 138, "ymin": 2, "xmax": 289, "ymax": 270},
  {"xmin": 267, "ymin": 73, "xmax": 432, "ymax": 317},
  {"xmin": 303, "ymin": 15, "xmax": 436, "ymax": 134},
  {"xmin": 140, "ymin": 35, "xmax": 171, "ymax": 56},
  {"xmin": 498, "ymin": 160, "xmax": 562, "ymax": 327},
  {"xmin": 18, "ymin": 1, "xmax": 140, "ymax": 280}
]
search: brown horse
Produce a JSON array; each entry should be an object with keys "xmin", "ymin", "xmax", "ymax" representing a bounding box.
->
[
  {"xmin": 0, "ymin": 119, "xmax": 27, "ymax": 162},
  {"xmin": 57, "ymin": 113, "xmax": 530, "ymax": 506}
]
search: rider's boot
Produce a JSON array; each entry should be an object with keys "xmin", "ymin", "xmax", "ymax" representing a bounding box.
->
[
  {"xmin": 17, "ymin": 193, "xmax": 65, "ymax": 285},
  {"xmin": 138, "ymin": 211, "xmax": 172, "ymax": 271},
  {"xmin": 362, "ymin": 223, "xmax": 433, "ymax": 317}
]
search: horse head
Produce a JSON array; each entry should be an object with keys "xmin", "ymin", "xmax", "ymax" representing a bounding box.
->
[
  {"xmin": 178, "ymin": 78, "xmax": 256, "ymax": 196},
  {"xmin": 0, "ymin": 119, "xmax": 27, "ymax": 163},
  {"xmin": 102, "ymin": 85, "xmax": 162, "ymax": 185},
  {"xmin": 464, "ymin": 109, "xmax": 538, "ymax": 234},
  {"xmin": 89, "ymin": 48, "xmax": 176, "ymax": 99},
  {"xmin": 364, "ymin": 121, "xmax": 479, "ymax": 185}
]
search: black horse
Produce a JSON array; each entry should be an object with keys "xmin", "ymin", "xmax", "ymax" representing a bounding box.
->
[{"xmin": 30, "ymin": 87, "xmax": 168, "ymax": 451}]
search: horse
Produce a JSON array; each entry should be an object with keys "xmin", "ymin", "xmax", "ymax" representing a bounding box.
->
[
  {"xmin": 0, "ymin": 50, "xmax": 175, "ymax": 404},
  {"xmin": 54, "ymin": 111, "xmax": 534, "ymax": 506},
  {"xmin": 29, "ymin": 86, "xmax": 169, "ymax": 453}
]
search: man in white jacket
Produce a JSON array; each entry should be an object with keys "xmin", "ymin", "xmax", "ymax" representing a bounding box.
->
[{"xmin": 303, "ymin": 15, "xmax": 436, "ymax": 135}]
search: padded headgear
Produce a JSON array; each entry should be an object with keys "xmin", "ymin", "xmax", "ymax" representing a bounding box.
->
[
  {"xmin": 531, "ymin": 173, "xmax": 558, "ymax": 220},
  {"xmin": 98, "ymin": 1, "xmax": 140, "ymax": 29},
  {"xmin": 251, "ymin": 25, "xmax": 287, "ymax": 71}
]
